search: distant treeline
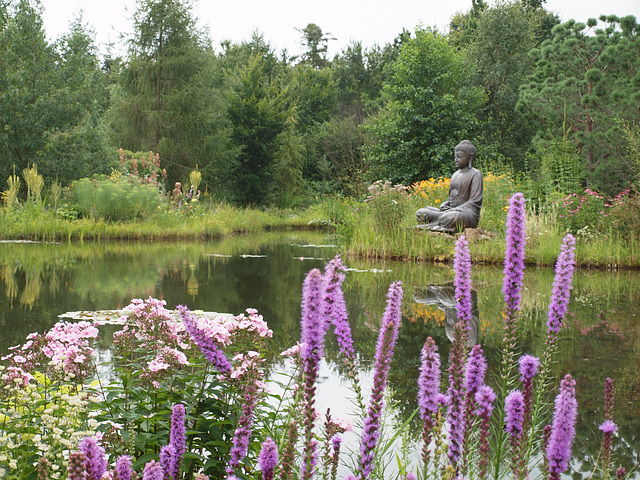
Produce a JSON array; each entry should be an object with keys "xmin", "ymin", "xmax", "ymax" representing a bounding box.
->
[{"xmin": 1, "ymin": 0, "xmax": 639, "ymax": 206}]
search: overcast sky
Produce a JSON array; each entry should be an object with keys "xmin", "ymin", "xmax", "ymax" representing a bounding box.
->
[{"xmin": 38, "ymin": 0, "xmax": 640, "ymax": 58}]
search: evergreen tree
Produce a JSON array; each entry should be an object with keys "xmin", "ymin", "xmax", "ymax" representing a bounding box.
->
[
  {"xmin": 108, "ymin": 0, "xmax": 234, "ymax": 190},
  {"xmin": 518, "ymin": 15, "xmax": 640, "ymax": 195}
]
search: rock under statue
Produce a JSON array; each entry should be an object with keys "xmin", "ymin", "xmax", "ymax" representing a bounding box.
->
[{"xmin": 415, "ymin": 140, "xmax": 483, "ymax": 233}]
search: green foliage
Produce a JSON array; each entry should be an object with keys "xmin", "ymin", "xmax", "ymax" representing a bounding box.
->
[
  {"xmin": 365, "ymin": 180, "xmax": 411, "ymax": 233},
  {"xmin": 518, "ymin": 15, "xmax": 640, "ymax": 195},
  {"xmin": 468, "ymin": 2, "xmax": 542, "ymax": 171},
  {"xmin": 365, "ymin": 27, "xmax": 485, "ymax": 185},
  {"xmin": 312, "ymin": 116, "xmax": 368, "ymax": 198},
  {"xmin": 227, "ymin": 54, "xmax": 289, "ymax": 205},
  {"xmin": 73, "ymin": 177, "xmax": 162, "ymax": 222},
  {"xmin": 107, "ymin": 0, "xmax": 235, "ymax": 191},
  {"xmin": 0, "ymin": 4, "xmax": 109, "ymax": 184}
]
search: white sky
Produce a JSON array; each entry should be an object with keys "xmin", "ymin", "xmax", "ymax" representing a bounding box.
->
[{"xmin": 38, "ymin": 0, "xmax": 640, "ymax": 58}]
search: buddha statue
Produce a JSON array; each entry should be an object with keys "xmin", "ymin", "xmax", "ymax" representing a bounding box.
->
[{"xmin": 416, "ymin": 140, "xmax": 483, "ymax": 233}]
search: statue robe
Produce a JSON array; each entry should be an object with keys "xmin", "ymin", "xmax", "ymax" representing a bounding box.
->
[{"xmin": 415, "ymin": 167, "xmax": 483, "ymax": 232}]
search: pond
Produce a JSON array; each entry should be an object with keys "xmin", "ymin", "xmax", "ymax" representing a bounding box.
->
[{"xmin": 1, "ymin": 231, "xmax": 639, "ymax": 478}]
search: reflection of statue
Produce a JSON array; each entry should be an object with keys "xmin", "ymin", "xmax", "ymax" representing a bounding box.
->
[
  {"xmin": 413, "ymin": 284, "xmax": 479, "ymax": 345},
  {"xmin": 416, "ymin": 140, "xmax": 483, "ymax": 233}
]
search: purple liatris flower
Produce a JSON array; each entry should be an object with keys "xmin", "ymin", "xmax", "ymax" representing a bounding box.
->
[
  {"xmin": 505, "ymin": 389, "xmax": 526, "ymax": 478},
  {"xmin": 519, "ymin": 354, "xmax": 540, "ymax": 430},
  {"xmin": 170, "ymin": 403, "xmax": 187, "ymax": 464},
  {"xmin": 446, "ymin": 321, "xmax": 468, "ymax": 470},
  {"xmin": 465, "ymin": 345, "xmax": 486, "ymax": 395},
  {"xmin": 160, "ymin": 444, "xmax": 178, "ymax": 480},
  {"xmin": 259, "ymin": 437, "xmax": 279, "ymax": 480},
  {"xmin": 505, "ymin": 390, "xmax": 525, "ymax": 440},
  {"xmin": 67, "ymin": 451, "xmax": 86, "ymax": 480},
  {"xmin": 454, "ymin": 235, "xmax": 473, "ymax": 328},
  {"xmin": 546, "ymin": 374, "xmax": 578, "ymax": 480},
  {"xmin": 418, "ymin": 337, "xmax": 441, "ymax": 467},
  {"xmin": 599, "ymin": 420, "xmax": 617, "ymax": 434},
  {"xmin": 519, "ymin": 354, "xmax": 540, "ymax": 382},
  {"xmin": 356, "ymin": 281, "xmax": 403, "ymax": 480},
  {"xmin": 323, "ymin": 256, "xmax": 355, "ymax": 361},
  {"xmin": 547, "ymin": 234, "xmax": 577, "ymax": 334},
  {"xmin": 300, "ymin": 268, "xmax": 329, "ymax": 480},
  {"xmin": 142, "ymin": 460, "xmax": 164, "ymax": 480},
  {"xmin": 115, "ymin": 456, "xmax": 133, "ymax": 480},
  {"xmin": 475, "ymin": 385, "xmax": 496, "ymax": 480},
  {"xmin": 178, "ymin": 304, "xmax": 231, "ymax": 374},
  {"xmin": 79, "ymin": 437, "xmax": 107, "ymax": 480},
  {"xmin": 418, "ymin": 337, "xmax": 441, "ymax": 421},
  {"xmin": 503, "ymin": 192, "xmax": 527, "ymax": 318}
]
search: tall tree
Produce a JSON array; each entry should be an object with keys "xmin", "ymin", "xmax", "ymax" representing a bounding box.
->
[
  {"xmin": 108, "ymin": 0, "xmax": 234, "ymax": 188},
  {"xmin": 226, "ymin": 53, "xmax": 289, "ymax": 205},
  {"xmin": 0, "ymin": 0, "xmax": 58, "ymax": 180},
  {"xmin": 296, "ymin": 23, "xmax": 334, "ymax": 69},
  {"xmin": 365, "ymin": 27, "xmax": 485, "ymax": 184},
  {"xmin": 518, "ymin": 15, "xmax": 640, "ymax": 195},
  {"xmin": 38, "ymin": 15, "xmax": 111, "ymax": 184},
  {"xmin": 467, "ymin": 1, "xmax": 541, "ymax": 170}
]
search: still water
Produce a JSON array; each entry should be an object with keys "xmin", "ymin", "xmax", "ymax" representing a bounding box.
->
[{"xmin": 1, "ymin": 232, "xmax": 639, "ymax": 477}]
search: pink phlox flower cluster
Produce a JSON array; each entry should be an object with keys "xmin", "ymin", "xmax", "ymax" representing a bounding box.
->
[
  {"xmin": 230, "ymin": 351, "xmax": 265, "ymax": 383},
  {"xmin": 1, "ymin": 366, "xmax": 34, "ymax": 390},
  {"xmin": 193, "ymin": 315, "xmax": 233, "ymax": 346},
  {"xmin": 7, "ymin": 320, "xmax": 101, "ymax": 380},
  {"xmin": 280, "ymin": 342, "xmax": 305, "ymax": 358},
  {"xmin": 230, "ymin": 309, "xmax": 273, "ymax": 339}
]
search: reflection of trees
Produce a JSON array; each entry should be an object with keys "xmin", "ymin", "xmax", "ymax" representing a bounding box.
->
[{"xmin": 1, "ymin": 237, "xmax": 640, "ymax": 473}]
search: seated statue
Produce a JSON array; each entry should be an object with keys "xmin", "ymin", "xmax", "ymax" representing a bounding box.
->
[{"xmin": 416, "ymin": 140, "xmax": 483, "ymax": 233}]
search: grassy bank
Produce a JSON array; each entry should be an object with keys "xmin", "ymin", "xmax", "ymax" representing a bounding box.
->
[
  {"xmin": 0, "ymin": 202, "xmax": 319, "ymax": 242},
  {"xmin": 2, "ymin": 185, "xmax": 639, "ymax": 267}
]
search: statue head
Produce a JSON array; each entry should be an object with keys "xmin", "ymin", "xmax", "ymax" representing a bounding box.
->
[{"xmin": 455, "ymin": 140, "xmax": 477, "ymax": 167}]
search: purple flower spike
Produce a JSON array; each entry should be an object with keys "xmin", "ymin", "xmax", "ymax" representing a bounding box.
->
[
  {"xmin": 417, "ymin": 337, "xmax": 441, "ymax": 467},
  {"xmin": 503, "ymin": 192, "xmax": 527, "ymax": 318},
  {"xmin": 170, "ymin": 403, "xmax": 187, "ymax": 460},
  {"xmin": 519, "ymin": 354, "xmax": 540, "ymax": 382},
  {"xmin": 79, "ymin": 437, "xmax": 108, "ymax": 480},
  {"xmin": 475, "ymin": 386, "xmax": 496, "ymax": 416},
  {"xmin": 178, "ymin": 305, "xmax": 231, "ymax": 373},
  {"xmin": 546, "ymin": 374, "xmax": 578, "ymax": 480},
  {"xmin": 465, "ymin": 345, "xmax": 487, "ymax": 395},
  {"xmin": 160, "ymin": 444, "xmax": 178, "ymax": 480},
  {"xmin": 259, "ymin": 437, "xmax": 279, "ymax": 480},
  {"xmin": 599, "ymin": 420, "xmax": 617, "ymax": 434},
  {"xmin": 505, "ymin": 390, "xmax": 525, "ymax": 440},
  {"xmin": 324, "ymin": 256, "xmax": 355, "ymax": 360},
  {"xmin": 357, "ymin": 281, "xmax": 403, "ymax": 480},
  {"xmin": 115, "ymin": 456, "xmax": 133, "ymax": 480},
  {"xmin": 454, "ymin": 235, "xmax": 473, "ymax": 328},
  {"xmin": 446, "ymin": 322, "xmax": 468, "ymax": 471},
  {"xmin": 547, "ymin": 234, "xmax": 577, "ymax": 334},
  {"xmin": 142, "ymin": 460, "xmax": 164, "ymax": 480},
  {"xmin": 418, "ymin": 337, "xmax": 441, "ymax": 421},
  {"xmin": 300, "ymin": 268, "xmax": 328, "ymax": 480}
]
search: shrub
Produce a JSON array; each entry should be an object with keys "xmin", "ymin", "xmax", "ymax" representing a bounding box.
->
[
  {"xmin": 73, "ymin": 177, "xmax": 162, "ymax": 222},
  {"xmin": 365, "ymin": 180, "xmax": 410, "ymax": 232}
]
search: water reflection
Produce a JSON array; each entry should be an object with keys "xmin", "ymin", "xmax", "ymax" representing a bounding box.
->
[
  {"xmin": 0, "ymin": 235, "xmax": 639, "ymax": 478},
  {"xmin": 413, "ymin": 284, "xmax": 480, "ymax": 344}
]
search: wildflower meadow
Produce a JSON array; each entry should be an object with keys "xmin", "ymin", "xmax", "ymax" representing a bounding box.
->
[{"xmin": 0, "ymin": 193, "xmax": 629, "ymax": 480}]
